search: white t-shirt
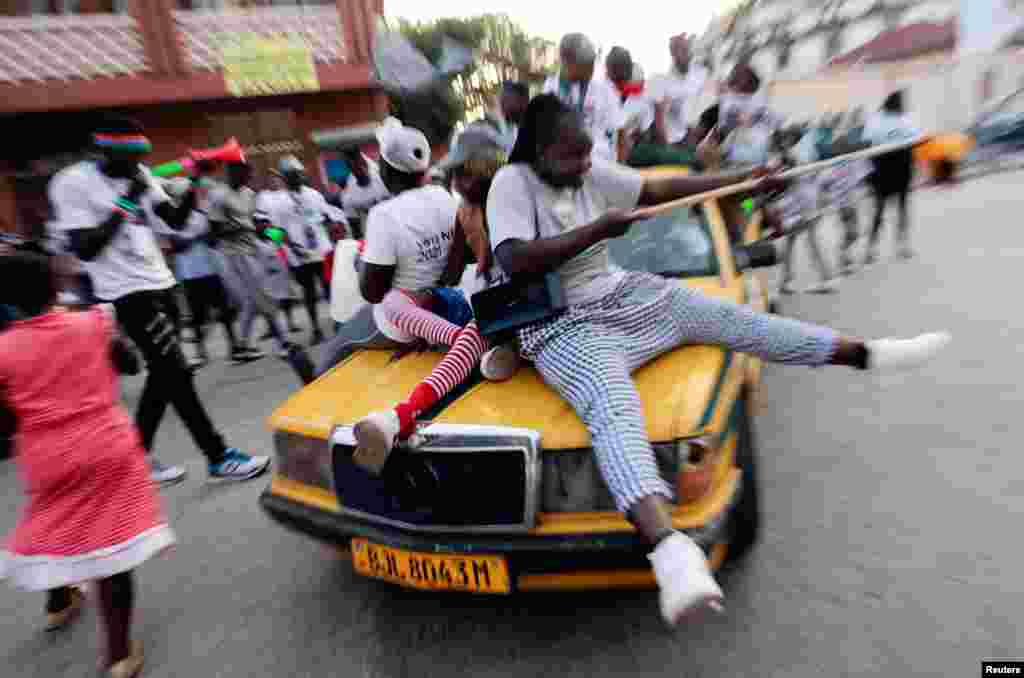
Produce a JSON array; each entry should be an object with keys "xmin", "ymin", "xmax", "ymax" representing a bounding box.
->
[
  {"xmin": 622, "ymin": 95, "xmax": 656, "ymax": 137},
  {"xmin": 361, "ymin": 185, "xmax": 459, "ymax": 341},
  {"xmin": 543, "ymin": 75, "xmax": 625, "ymax": 161},
  {"xmin": 487, "ymin": 159, "xmax": 644, "ymax": 307},
  {"xmin": 48, "ymin": 161, "xmax": 176, "ymax": 301},
  {"xmin": 152, "ymin": 210, "xmax": 215, "ymax": 281},
  {"xmin": 863, "ymin": 111, "xmax": 921, "ymax": 145},
  {"xmin": 340, "ymin": 161, "xmax": 390, "ymax": 221},
  {"xmin": 646, "ymin": 66, "xmax": 708, "ymax": 144},
  {"xmin": 257, "ymin": 187, "xmax": 347, "ymax": 266}
]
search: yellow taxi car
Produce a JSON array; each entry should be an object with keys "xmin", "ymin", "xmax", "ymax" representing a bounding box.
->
[{"xmin": 261, "ymin": 169, "xmax": 778, "ymax": 594}]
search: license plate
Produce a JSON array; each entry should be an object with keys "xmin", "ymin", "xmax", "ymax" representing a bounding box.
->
[{"xmin": 351, "ymin": 539, "xmax": 511, "ymax": 594}]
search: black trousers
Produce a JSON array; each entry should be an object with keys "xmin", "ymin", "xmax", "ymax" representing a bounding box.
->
[
  {"xmin": 182, "ymin": 275, "xmax": 237, "ymax": 349},
  {"xmin": 112, "ymin": 288, "xmax": 226, "ymax": 464},
  {"xmin": 291, "ymin": 261, "xmax": 329, "ymax": 331}
]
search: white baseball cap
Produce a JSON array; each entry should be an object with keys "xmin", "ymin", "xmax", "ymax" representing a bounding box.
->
[{"xmin": 375, "ymin": 117, "xmax": 431, "ymax": 174}]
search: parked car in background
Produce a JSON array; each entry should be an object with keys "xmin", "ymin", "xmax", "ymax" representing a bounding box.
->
[{"xmin": 965, "ymin": 87, "xmax": 1024, "ymax": 161}]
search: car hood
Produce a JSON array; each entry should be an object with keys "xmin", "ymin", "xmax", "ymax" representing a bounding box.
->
[{"xmin": 269, "ymin": 278, "xmax": 741, "ymax": 450}]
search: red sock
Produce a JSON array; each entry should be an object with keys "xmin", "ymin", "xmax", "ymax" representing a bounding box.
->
[
  {"xmin": 392, "ymin": 324, "xmax": 486, "ymax": 439},
  {"xmin": 394, "ymin": 383, "xmax": 439, "ymax": 438}
]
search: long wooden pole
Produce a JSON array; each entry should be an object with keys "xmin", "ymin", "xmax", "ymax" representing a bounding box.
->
[{"xmin": 630, "ymin": 136, "xmax": 927, "ymax": 220}]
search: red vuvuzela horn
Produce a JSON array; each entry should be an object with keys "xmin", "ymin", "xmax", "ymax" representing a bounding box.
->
[{"xmin": 189, "ymin": 137, "xmax": 246, "ymax": 164}]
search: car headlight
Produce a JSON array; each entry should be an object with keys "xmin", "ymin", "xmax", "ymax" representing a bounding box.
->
[
  {"xmin": 652, "ymin": 435, "xmax": 719, "ymax": 505},
  {"xmin": 272, "ymin": 430, "xmax": 333, "ymax": 493},
  {"xmin": 542, "ymin": 436, "xmax": 720, "ymax": 512}
]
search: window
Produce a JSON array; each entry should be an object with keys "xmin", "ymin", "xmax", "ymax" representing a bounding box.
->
[
  {"xmin": 607, "ymin": 207, "xmax": 719, "ymax": 279},
  {"xmin": 4, "ymin": 0, "xmax": 126, "ymax": 15}
]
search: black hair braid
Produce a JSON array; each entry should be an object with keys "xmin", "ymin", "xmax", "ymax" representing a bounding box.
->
[{"xmin": 508, "ymin": 94, "xmax": 575, "ymax": 165}]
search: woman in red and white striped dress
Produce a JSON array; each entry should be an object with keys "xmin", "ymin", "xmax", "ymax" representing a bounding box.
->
[{"xmin": 0, "ymin": 252, "xmax": 174, "ymax": 678}]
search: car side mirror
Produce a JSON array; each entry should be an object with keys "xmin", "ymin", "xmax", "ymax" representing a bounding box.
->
[{"xmin": 735, "ymin": 241, "xmax": 778, "ymax": 270}]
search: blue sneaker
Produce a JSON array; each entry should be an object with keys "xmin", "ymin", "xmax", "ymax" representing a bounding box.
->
[{"xmin": 209, "ymin": 449, "xmax": 271, "ymax": 482}]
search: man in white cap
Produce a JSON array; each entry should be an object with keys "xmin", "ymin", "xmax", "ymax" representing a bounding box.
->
[
  {"xmin": 543, "ymin": 33, "xmax": 626, "ymax": 163},
  {"xmin": 257, "ymin": 155, "xmax": 347, "ymax": 346},
  {"xmin": 316, "ymin": 117, "xmax": 460, "ymax": 377}
]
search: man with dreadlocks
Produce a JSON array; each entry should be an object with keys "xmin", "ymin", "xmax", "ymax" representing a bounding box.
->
[{"xmin": 488, "ymin": 94, "xmax": 951, "ymax": 627}]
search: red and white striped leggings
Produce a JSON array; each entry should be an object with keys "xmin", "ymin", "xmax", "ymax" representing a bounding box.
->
[{"xmin": 380, "ymin": 289, "xmax": 487, "ymax": 399}]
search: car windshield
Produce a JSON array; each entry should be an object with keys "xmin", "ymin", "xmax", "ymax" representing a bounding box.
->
[{"xmin": 607, "ymin": 205, "xmax": 719, "ymax": 279}]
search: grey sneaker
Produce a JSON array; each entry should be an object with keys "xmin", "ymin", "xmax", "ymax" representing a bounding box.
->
[
  {"xmin": 480, "ymin": 345, "xmax": 520, "ymax": 382},
  {"xmin": 150, "ymin": 459, "xmax": 187, "ymax": 486}
]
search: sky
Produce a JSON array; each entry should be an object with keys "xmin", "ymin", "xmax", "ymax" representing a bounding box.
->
[{"xmin": 382, "ymin": 0, "xmax": 733, "ymax": 77}]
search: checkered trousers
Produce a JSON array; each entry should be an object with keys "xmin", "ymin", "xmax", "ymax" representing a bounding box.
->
[{"xmin": 520, "ymin": 272, "xmax": 838, "ymax": 512}]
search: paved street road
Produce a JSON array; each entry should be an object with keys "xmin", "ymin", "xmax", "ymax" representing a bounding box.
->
[{"xmin": 2, "ymin": 172, "xmax": 1023, "ymax": 677}]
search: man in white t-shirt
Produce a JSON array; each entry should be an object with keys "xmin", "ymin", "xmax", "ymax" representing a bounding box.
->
[
  {"xmin": 486, "ymin": 94, "xmax": 952, "ymax": 628},
  {"xmin": 543, "ymin": 32, "xmax": 626, "ymax": 163},
  {"xmin": 608, "ymin": 49, "xmax": 700, "ymax": 168},
  {"xmin": 48, "ymin": 116, "xmax": 271, "ymax": 486},
  {"xmin": 336, "ymin": 150, "xmax": 390, "ymax": 240},
  {"xmin": 315, "ymin": 118, "xmax": 461, "ymax": 377},
  {"xmin": 646, "ymin": 34, "xmax": 708, "ymax": 147},
  {"xmin": 257, "ymin": 156, "xmax": 348, "ymax": 345}
]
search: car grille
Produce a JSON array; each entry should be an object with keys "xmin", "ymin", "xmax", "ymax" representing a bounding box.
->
[
  {"xmin": 541, "ymin": 445, "xmax": 679, "ymax": 513},
  {"xmin": 330, "ymin": 425, "xmax": 542, "ymax": 533}
]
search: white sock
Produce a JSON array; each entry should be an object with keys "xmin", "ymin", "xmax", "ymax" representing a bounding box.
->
[
  {"xmin": 867, "ymin": 332, "xmax": 951, "ymax": 372},
  {"xmin": 648, "ymin": 532, "xmax": 724, "ymax": 626}
]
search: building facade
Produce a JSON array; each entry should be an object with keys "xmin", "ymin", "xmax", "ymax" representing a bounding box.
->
[
  {"xmin": 694, "ymin": 1, "xmax": 1024, "ymax": 133},
  {"xmin": 0, "ymin": 0, "xmax": 388, "ymax": 236},
  {"xmin": 697, "ymin": 0, "xmax": 958, "ymax": 83}
]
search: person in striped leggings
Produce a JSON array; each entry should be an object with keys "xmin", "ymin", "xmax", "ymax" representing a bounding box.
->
[
  {"xmin": 489, "ymin": 95, "xmax": 951, "ymax": 628},
  {"xmin": 340, "ymin": 121, "xmax": 518, "ymax": 472}
]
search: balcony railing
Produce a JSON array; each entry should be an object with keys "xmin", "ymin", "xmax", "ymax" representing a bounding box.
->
[
  {"xmin": 173, "ymin": 6, "xmax": 349, "ymax": 72},
  {"xmin": 0, "ymin": 14, "xmax": 148, "ymax": 83}
]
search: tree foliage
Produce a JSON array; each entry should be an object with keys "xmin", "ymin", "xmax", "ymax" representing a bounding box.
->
[{"xmin": 386, "ymin": 13, "xmax": 555, "ymax": 146}]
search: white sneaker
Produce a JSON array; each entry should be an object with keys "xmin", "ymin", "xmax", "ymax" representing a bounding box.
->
[
  {"xmin": 648, "ymin": 532, "xmax": 724, "ymax": 627},
  {"xmin": 805, "ymin": 278, "xmax": 840, "ymax": 294},
  {"xmin": 353, "ymin": 410, "xmax": 401, "ymax": 475},
  {"xmin": 867, "ymin": 332, "xmax": 952, "ymax": 372},
  {"xmin": 208, "ymin": 449, "xmax": 271, "ymax": 482},
  {"xmin": 149, "ymin": 459, "xmax": 187, "ymax": 486},
  {"xmin": 779, "ymin": 281, "xmax": 797, "ymax": 295},
  {"xmin": 480, "ymin": 345, "xmax": 520, "ymax": 382}
]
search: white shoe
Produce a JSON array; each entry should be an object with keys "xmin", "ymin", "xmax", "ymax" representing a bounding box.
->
[
  {"xmin": 867, "ymin": 332, "xmax": 952, "ymax": 372},
  {"xmin": 352, "ymin": 410, "xmax": 401, "ymax": 475},
  {"xmin": 480, "ymin": 344, "xmax": 520, "ymax": 382},
  {"xmin": 779, "ymin": 281, "xmax": 797, "ymax": 295},
  {"xmin": 149, "ymin": 459, "xmax": 187, "ymax": 486},
  {"xmin": 864, "ymin": 246, "xmax": 880, "ymax": 266},
  {"xmin": 805, "ymin": 278, "xmax": 839, "ymax": 294},
  {"xmin": 648, "ymin": 532, "xmax": 724, "ymax": 627}
]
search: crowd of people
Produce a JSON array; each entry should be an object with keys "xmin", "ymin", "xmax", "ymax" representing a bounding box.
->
[{"xmin": 0, "ymin": 29, "xmax": 951, "ymax": 678}]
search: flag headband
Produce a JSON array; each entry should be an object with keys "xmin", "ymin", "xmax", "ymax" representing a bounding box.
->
[{"xmin": 93, "ymin": 133, "xmax": 153, "ymax": 153}]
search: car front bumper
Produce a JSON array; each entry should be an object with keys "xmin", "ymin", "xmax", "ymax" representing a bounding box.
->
[{"xmin": 259, "ymin": 476, "xmax": 740, "ymax": 592}]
